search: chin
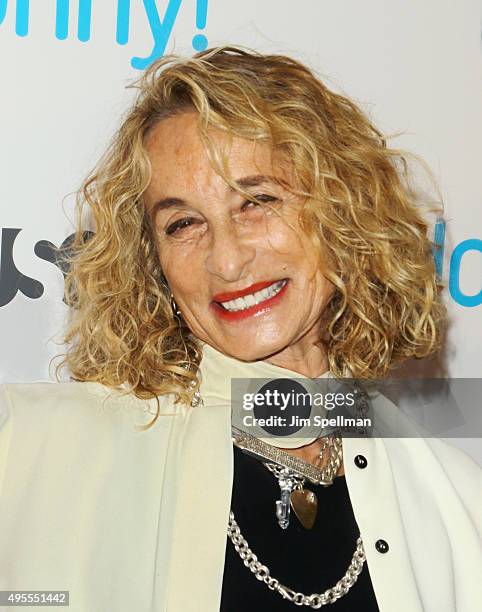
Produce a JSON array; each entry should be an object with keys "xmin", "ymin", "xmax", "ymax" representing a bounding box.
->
[{"xmin": 221, "ymin": 339, "xmax": 289, "ymax": 363}]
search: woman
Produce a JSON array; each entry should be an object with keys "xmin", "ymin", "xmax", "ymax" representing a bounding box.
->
[{"xmin": 0, "ymin": 46, "xmax": 480, "ymax": 611}]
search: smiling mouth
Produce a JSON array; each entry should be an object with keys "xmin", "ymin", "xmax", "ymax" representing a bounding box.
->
[{"xmin": 215, "ymin": 279, "xmax": 288, "ymax": 312}]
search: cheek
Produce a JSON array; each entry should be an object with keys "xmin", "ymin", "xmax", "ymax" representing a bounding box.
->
[
  {"xmin": 294, "ymin": 241, "xmax": 334, "ymax": 298},
  {"xmin": 316, "ymin": 276, "xmax": 336, "ymax": 308},
  {"xmin": 157, "ymin": 245, "xmax": 203, "ymax": 298},
  {"xmin": 156, "ymin": 245, "xmax": 180, "ymax": 288},
  {"xmin": 261, "ymin": 215, "xmax": 303, "ymax": 257}
]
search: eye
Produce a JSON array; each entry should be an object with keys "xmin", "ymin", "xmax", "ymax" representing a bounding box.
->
[
  {"xmin": 165, "ymin": 217, "xmax": 199, "ymax": 236},
  {"xmin": 241, "ymin": 194, "xmax": 279, "ymax": 211}
]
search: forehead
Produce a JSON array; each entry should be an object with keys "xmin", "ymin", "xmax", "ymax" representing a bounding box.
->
[{"xmin": 143, "ymin": 112, "xmax": 280, "ymax": 199}]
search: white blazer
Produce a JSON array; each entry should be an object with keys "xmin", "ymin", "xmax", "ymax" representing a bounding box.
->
[{"xmin": 0, "ymin": 343, "xmax": 481, "ymax": 611}]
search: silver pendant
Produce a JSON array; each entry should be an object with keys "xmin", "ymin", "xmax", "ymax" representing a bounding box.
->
[{"xmin": 273, "ymin": 468, "xmax": 298, "ymax": 529}]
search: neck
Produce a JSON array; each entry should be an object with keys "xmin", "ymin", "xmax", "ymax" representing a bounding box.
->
[
  {"xmin": 198, "ymin": 335, "xmax": 341, "ymax": 470},
  {"xmin": 264, "ymin": 339, "xmax": 329, "ymax": 378},
  {"xmin": 264, "ymin": 339, "xmax": 341, "ymax": 472}
]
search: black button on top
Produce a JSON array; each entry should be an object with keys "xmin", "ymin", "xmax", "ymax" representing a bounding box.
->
[
  {"xmin": 375, "ymin": 539, "xmax": 389, "ymax": 553},
  {"xmin": 354, "ymin": 454, "xmax": 368, "ymax": 469}
]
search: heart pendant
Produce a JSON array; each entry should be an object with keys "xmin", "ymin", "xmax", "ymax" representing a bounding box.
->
[{"xmin": 290, "ymin": 489, "xmax": 318, "ymax": 530}]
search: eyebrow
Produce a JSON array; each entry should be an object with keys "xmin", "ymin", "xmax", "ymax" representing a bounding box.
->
[{"xmin": 148, "ymin": 174, "xmax": 282, "ymax": 216}]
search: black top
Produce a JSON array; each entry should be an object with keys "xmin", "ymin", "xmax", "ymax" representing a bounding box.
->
[{"xmin": 220, "ymin": 445, "xmax": 380, "ymax": 611}]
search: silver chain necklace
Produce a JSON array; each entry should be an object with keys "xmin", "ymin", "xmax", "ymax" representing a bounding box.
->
[
  {"xmin": 228, "ymin": 511, "xmax": 365, "ymax": 608},
  {"xmin": 191, "ymin": 388, "xmax": 367, "ymax": 608}
]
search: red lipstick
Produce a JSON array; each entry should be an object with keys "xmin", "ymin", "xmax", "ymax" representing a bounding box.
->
[
  {"xmin": 212, "ymin": 280, "xmax": 281, "ymax": 303},
  {"xmin": 210, "ymin": 279, "xmax": 289, "ymax": 322}
]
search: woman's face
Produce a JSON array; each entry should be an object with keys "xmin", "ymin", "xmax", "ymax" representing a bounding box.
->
[{"xmin": 144, "ymin": 111, "xmax": 335, "ymax": 362}]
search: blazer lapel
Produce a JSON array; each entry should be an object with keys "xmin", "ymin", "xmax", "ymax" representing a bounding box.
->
[
  {"xmin": 164, "ymin": 399, "xmax": 233, "ymax": 611},
  {"xmin": 343, "ymin": 435, "xmax": 424, "ymax": 611}
]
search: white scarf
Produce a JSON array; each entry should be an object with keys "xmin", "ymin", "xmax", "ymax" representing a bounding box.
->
[{"xmin": 197, "ymin": 341, "xmax": 338, "ymax": 449}]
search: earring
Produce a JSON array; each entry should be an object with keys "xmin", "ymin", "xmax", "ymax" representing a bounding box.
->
[{"xmin": 170, "ymin": 293, "xmax": 182, "ymax": 317}]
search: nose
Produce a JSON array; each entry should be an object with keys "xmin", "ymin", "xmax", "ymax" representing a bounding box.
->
[{"xmin": 205, "ymin": 221, "xmax": 256, "ymax": 282}]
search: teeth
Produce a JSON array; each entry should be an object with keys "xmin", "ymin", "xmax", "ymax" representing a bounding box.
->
[{"xmin": 219, "ymin": 280, "xmax": 287, "ymax": 312}]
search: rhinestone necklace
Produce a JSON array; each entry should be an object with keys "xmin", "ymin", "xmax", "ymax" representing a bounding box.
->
[{"xmin": 233, "ymin": 426, "xmax": 343, "ymax": 530}]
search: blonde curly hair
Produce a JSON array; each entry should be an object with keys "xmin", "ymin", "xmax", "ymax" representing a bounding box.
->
[{"xmin": 58, "ymin": 45, "xmax": 447, "ymax": 428}]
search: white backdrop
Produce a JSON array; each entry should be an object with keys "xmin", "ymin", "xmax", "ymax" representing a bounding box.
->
[{"xmin": 1, "ymin": 1, "xmax": 481, "ymax": 457}]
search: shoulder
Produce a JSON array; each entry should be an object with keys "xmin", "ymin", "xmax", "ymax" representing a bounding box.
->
[
  {"xmin": 365, "ymin": 392, "xmax": 481, "ymax": 527},
  {"xmin": 0, "ymin": 380, "xmax": 181, "ymax": 433},
  {"xmin": 1, "ymin": 380, "xmax": 110, "ymax": 411},
  {"xmin": 382, "ymin": 435, "xmax": 482, "ymax": 536},
  {"xmin": 380, "ymin": 425, "xmax": 481, "ymax": 488},
  {"xmin": 371, "ymin": 392, "xmax": 481, "ymax": 475},
  {"xmin": 421, "ymin": 437, "xmax": 482, "ymax": 507},
  {"xmin": 421, "ymin": 436, "xmax": 481, "ymax": 473}
]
